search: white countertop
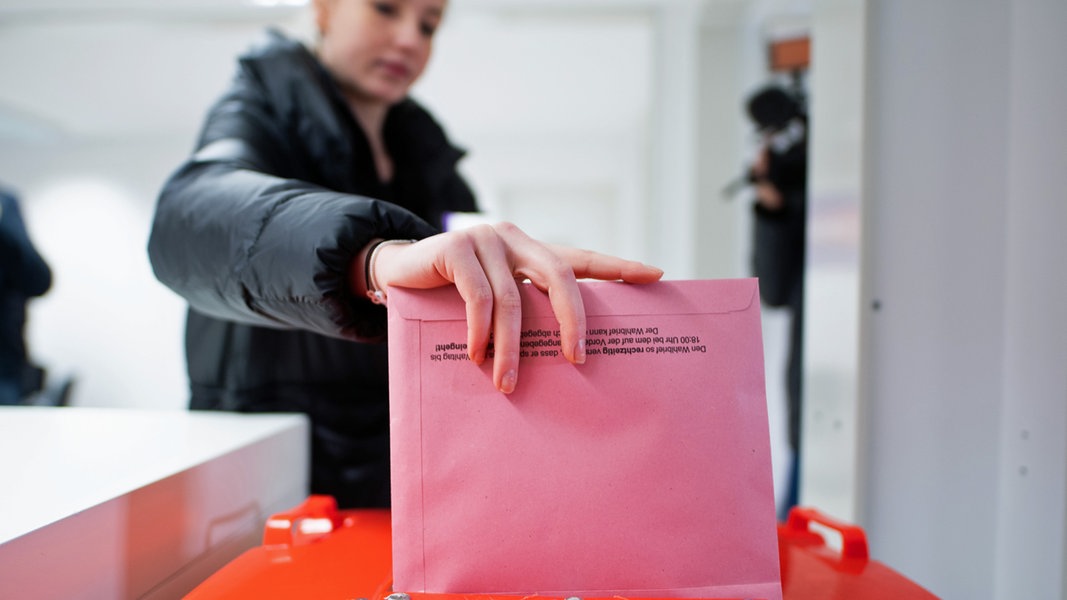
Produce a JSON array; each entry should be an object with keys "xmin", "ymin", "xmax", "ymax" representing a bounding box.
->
[
  {"xmin": 1, "ymin": 406, "xmax": 305, "ymax": 543},
  {"xmin": 0, "ymin": 405, "xmax": 309, "ymax": 598}
]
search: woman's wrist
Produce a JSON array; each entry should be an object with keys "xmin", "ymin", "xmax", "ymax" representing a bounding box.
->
[
  {"xmin": 352, "ymin": 238, "xmax": 383, "ymax": 300},
  {"xmin": 354, "ymin": 238, "xmax": 416, "ymax": 305}
]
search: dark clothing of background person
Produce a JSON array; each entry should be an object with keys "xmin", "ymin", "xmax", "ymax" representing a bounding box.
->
[
  {"xmin": 0, "ymin": 188, "xmax": 52, "ymax": 405},
  {"xmin": 753, "ymin": 130, "xmax": 806, "ymax": 451},
  {"xmin": 147, "ymin": 30, "xmax": 477, "ymax": 508},
  {"xmin": 746, "ymin": 86, "xmax": 807, "ymax": 517}
]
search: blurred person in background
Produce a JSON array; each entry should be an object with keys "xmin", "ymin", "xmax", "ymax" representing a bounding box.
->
[
  {"xmin": 745, "ymin": 85, "xmax": 808, "ymax": 519},
  {"xmin": 0, "ymin": 185, "xmax": 52, "ymax": 406},
  {"xmin": 148, "ymin": 0, "xmax": 661, "ymax": 508}
]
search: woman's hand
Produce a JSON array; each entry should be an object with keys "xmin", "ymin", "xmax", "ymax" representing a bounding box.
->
[{"xmin": 363, "ymin": 222, "xmax": 663, "ymax": 394}]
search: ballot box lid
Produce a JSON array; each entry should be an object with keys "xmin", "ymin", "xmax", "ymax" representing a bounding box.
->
[{"xmin": 186, "ymin": 497, "xmax": 939, "ymax": 600}]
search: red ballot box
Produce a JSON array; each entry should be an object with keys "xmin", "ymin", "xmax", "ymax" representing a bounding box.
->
[{"xmin": 186, "ymin": 496, "xmax": 940, "ymax": 600}]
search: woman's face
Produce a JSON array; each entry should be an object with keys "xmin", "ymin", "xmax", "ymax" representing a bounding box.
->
[{"xmin": 314, "ymin": 0, "xmax": 446, "ymax": 108}]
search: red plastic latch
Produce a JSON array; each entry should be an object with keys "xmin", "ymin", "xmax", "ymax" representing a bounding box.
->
[
  {"xmin": 786, "ymin": 506, "xmax": 869, "ymax": 560},
  {"xmin": 262, "ymin": 494, "xmax": 344, "ymax": 547}
]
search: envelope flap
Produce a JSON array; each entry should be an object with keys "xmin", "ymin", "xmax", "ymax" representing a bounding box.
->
[{"xmin": 387, "ymin": 279, "xmax": 758, "ymax": 322}]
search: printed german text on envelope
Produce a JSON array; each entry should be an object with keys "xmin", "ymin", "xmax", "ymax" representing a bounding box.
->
[{"xmin": 388, "ymin": 279, "xmax": 782, "ymax": 600}]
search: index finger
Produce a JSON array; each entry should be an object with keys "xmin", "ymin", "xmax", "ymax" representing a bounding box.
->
[
  {"xmin": 500, "ymin": 230, "xmax": 588, "ymax": 367},
  {"xmin": 550, "ymin": 245, "xmax": 664, "ymax": 284}
]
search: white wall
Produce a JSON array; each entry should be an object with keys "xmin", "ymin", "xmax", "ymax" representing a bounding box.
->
[
  {"xmin": 799, "ymin": 0, "xmax": 866, "ymax": 525},
  {"xmin": 414, "ymin": 7, "xmax": 657, "ymax": 263},
  {"xmin": 2, "ymin": 139, "xmax": 190, "ymax": 409},
  {"xmin": 863, "ymin": 4, "xmax": 1010, "ymax": 594},
  {"xmin": 0, "ymin": 2, "xmax": 753, "ymax": 412},
  {"xmin": 855, "ymin": 1, "xmax": 1067, "ymax": 598},
  {"xmin": 0, "ymin": 13, "xmax": 299, "ymax": 409},
  {"xmin": 995, "ymin": 3, "xmax": 1067, "ymax": 596}
]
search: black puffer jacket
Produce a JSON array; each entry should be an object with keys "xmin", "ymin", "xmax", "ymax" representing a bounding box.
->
[{"xmin": 147, "ymin": 30, "xmax": 476, "ymax": 508}]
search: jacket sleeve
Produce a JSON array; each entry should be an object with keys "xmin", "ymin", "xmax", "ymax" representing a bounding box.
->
[{"xmin": 147, "ymin": 68, "xmax": 438, "ymax": 341}]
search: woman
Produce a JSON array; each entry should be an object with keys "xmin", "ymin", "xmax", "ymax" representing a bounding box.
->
[{"xmin": 148, "ymin": 0, "xmax": 662, "ymax": 508}]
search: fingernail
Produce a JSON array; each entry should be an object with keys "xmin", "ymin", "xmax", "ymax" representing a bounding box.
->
[
  {"xmin": 500, "ymin": 369, "xmax": 517, "ymax": 394},
  {"xmin": 574, "ymin": 338, "xmax": 586, "ymax": 364}
]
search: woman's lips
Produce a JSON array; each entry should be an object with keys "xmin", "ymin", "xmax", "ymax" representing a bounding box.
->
[{"xmin": 378, "ymin": 60, "xmax": 411, "ymax": 79}]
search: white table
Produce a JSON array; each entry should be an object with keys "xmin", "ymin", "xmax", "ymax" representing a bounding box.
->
[{"xmin": 0, "ymin": 406, "xmax": 308, "ymax": 599}]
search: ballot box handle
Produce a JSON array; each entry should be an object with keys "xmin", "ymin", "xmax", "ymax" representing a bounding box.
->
[
  {"xmin": 262, "ymin": 494, "xmax": 344, "ymax": 547},
  {"xmin": 785, "ymin": 507, "xmax": 869, "ymax": 560}
]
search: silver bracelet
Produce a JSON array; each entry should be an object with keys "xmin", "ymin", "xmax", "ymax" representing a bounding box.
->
[{"xmin": 365, "ymin": 239, "xmax": 416, "ymax": 305}]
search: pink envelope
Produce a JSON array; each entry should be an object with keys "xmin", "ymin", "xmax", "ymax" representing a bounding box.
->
[{"xmin": 388, "ymin": 279, "xmax": 782, "ymax": 600}]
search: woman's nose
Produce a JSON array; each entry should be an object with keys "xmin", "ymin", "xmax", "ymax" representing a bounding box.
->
[{"xmin": 391, "ymin": 16, "xmax": 425, "ymax": 50}]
